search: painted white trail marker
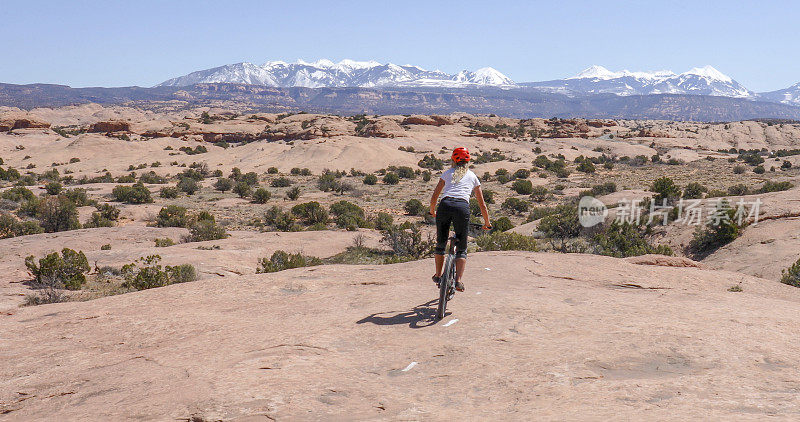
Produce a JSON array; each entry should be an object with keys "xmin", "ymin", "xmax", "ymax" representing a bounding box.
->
[
  {"xmin": 443, "ymin": 318, "xmax": 459, "ymax": 327},
  {"xmin": 484, "ymin": 267, "xmax": 491, "ymax": 271},
  {"xmin": 402, "ymin": 362, "xmax": 418, "ymax": 372}
]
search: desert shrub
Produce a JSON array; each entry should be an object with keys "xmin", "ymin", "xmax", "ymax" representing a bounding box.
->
[
  {"xmin": 584, "ymin": 182, "xmax": 617, "ymax": 197},
  {"xmin": 214, "ymin": 177, "xmax": 234, "ymax": 192},
  {"xmin": 285, "ymin": 186, "xmax": 301, "ymax": 200},
  {"xmin": 0, "ymin": 212, "xmax": 43, "ymax": 238},
  {"xmin": 155, "ymin": 238, "xmax": 175, "ymax": 247},
  {"xmin": 374, "ymin": 212, "xmax": 394, "ymax": 231},
  {"xmin": 496, "ymin": 173, "xmax": 512, "ymax": 184},
  {"xmin": 422, "ymin": 170, "xmax": 432, "ymax": 182},
  {"xmin": 233, "ymin": 181, "xmax": 252, "ymax": 198},
  {"xmin": 83, "ymin": 212, "xmax": 114, "ymax": 228},
  {"xmin": 395, "ymin": 166, "xmax": 416, "ymax": 179},
  {"xmin": 156, "ymin": 205, "xmax": 189, "ymax": 227},
  {"xmin": 754, "ymin": 165, "xmax": 765, "ymax": 174},
  {"xmin": 733, "ymin": 165, "xmax": 746, "ymax": 174},
  {"xmin": 112, "ymin": 183, "xmax": 153, "ymax": 204},
  {"xmin": 651, "ymin": 176, "xmax": 680, "ymax": 205},
  {"xmin": 317, "ymin": 173, "xmax": 340, "ymax": 192},
  {"xmin": 177, "ymin": 178, "xmax": 200, "ymax": 195},
  {"xmin": 267, "ymin": 167, "xmax": 279, "ymax": 174},
  {"xmin": 780, "ymin": 258, "xmax": 800, "ymax": 288},
  {"xmin": 63, "ymin": 188, "xmax": 92, "ymax": 206},
  {"xmin": 591, "ymin": 221, "xmax": 672, "ymax": 257},
  {"xmin": 160, "ymin": 186, "xmax": 179, "ymax": 198},
  {"xmin": 513, "ymin": 168, "xmax": 531, "ymax": 179},
  {"xmin": 418, "ymin": 154, "xmax": 445, "ymax": 170},
  {"xmin": 256, "ymin": 250, "xmax": 322, "ymax": 273},
  {"xmin": 264, "ymin": 206, "xmax": 299, "ymax": 232},
  {"xmin": 491, "ymin": 216, "xmax": 514, "ymax": 232},
  {"xmin": 101, "ymin": 244, "xmax": 111, "ymax": 250},
  {"xmin": 44, "ymin": 182, "xmax": 62, "ymax": 195},
  {"xmin": 363, "ymin": 174, "xmax": 378, "ymax": 185},
  {"xmin": 758, "ymin": 180, "xmax": 793, "ymax": 193},
  {"xmin": 121, "ymin": 255, "xmax": 197, "ymax": 290},
  {"xmin": 404, "ymin": 199, "xmax": 425, "ymax": 216},
  {"xmin": 688, "ymin": 199, "xmax": 741, "ymax": 257},
  {"xmin": 25, "ymin": 248, "xmax": 90, "ymax": 290},
  {"xmin": 186, "ymin": 219, "xmax": 228, "ymax": 242},
  {"xmin": 329, "ymin": 200, "xmax": 367, "ymax": 230},
  {"xmin": 380, "ymin": 223, "xmax": 433, "ymax": 259},
  {"xmin": 139, "ymin": 171, "xmax": 167, "ymax": 184},
  {"xmin": 781, "ymin": 160, "xmax": 792, "ymax": 169},
  {"xmin": 529, "ymin": 185, "xmax": 548, "ymax": 202},
  {"xmin": 538, "ymin": 204, "xmax": 581, "ymax": 250},
  {"xmin": 252, "ymin": 188, "xmax": 271, "ymax": 204},
  {"xmin": 501, "ymin": 197, "xmax": 529, "ymax": 214},
  {"xmin": 482, "ymin": 189, "xmax": 495, "ymax": 204},
  {"xmin": 36, "ymin": 195, "xmax": 80, "ymax": 232},
  {"xmin": 239, "ymin": 172, "xmax": 259, "ymax": 186},
  {"xmin": 383, "ymin": 172, "xmax": 400, "ymax": 185},
  {"xmin": 511, "ymin": 179, "xmax": 533, "ymax": 195},
  {"xmin": 290, "ymin": 167, "xmax": 301, "ymax": 175},
  {"xmin": 683, "ymin": 182, "xmax": 708, "ymax": 199},
  {"xmin": 476, "ymin": 231, "xmax": 537, "ymax": 251},
  {"xmin": 271, "ymin": 176, "xmax": 293, "ymax": 187},
  {"xmin": 727, "ymin": 184, "xmax": 751, "ymax": 196},
  {"xmin": 469, "ymin": 198, "xmax": 481, "ymax": 216},
  {"xmin": 1, "ymin": 186, "xmax": 35, "ymax": 203},
  {"xmin": 577, "ymin": 160, "xmax": 596, "ymax": 173},
  {"xmin": 291, "ymin": 201, "xmax": 328, "ymax": 226},
  {"xmin": 116, "ymin": 173, "xmax": 137, "ymax": 183}
]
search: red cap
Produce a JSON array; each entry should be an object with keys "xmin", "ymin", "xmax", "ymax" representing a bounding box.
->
[{"xmin": 452, "ymin": 147, "xmax": 470, "ymax": 164}]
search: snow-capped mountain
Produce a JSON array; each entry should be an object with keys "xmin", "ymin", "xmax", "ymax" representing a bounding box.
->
[
  {"xmin": 759, "ymin": 82, "xmax": 800, "ymax": 106},
  {"xmin": 157, "ymin": 59, "xmax": 516, "ymax": 88},
  {"xmin": 524, "ymin": 65, "xmax": 754, "ymax": 98}
]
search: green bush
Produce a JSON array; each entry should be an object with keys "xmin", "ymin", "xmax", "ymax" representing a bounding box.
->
[
  {"xmin": 267, "ymin": 167, "xmax": 279, "ymax": 174},
  {"xmin": 291, "ymin": 201, "xmax": 328, "ymax": 226},
  {"xmin": 363, "ymin": 174, "xmax": 378, "ymax": 185},
  {"xmin": 240, "ymin": 172, "xmax": 259, "ymax": 186},
  {"xmin": 530, "ymin": 185, "xmax": 548, "ymax": 202},
  {"xmin": 683, "ymin": 182, "xmax": 708, "ymax": 199},
  {"xmin": 157, "ymin": 205, "xmax": 189, "ymax": 227},
  {"xmin": 252, "ymin": 188, "xmax": 271, "ymax": 204},
  {"xmin": 651, "ymin": 177, "xmax": 680, "ymax": 205},
  {"xmin": 780, "ymin": 257, "xmax": 800, "ymax": 288},
  {"xmin": 511, "ymin": 179, "xmax": 533, "ymax": 195},
  {"xmin": 271, "ymin": 176, "xmax": 293, "ymax": 187},
  {"xmin": 177, "ymin": 178, "xmax": 200, "ymax": 195},
  {"xmin": 0, "ymin": 212, "xmax": 43, "ymax": 239},
  {"xmin": 264, "ymin": 206, "xmax": 298, "ymax": 232},
  {"xmin": 491, "ymin": 216, "xmax": 514, "ymax": 232},
  {"xmin": 139, "ymin": 171, "xmax": 167, "ymax": 184},
  {"xmin": 576, "ymin": 160, "xmax": 596, "ymax": 173},
  {"xmin": 1, "ymin": 186, "xmax": 34, "ymax": 203},
  {"xmin": 112, "ymin": 183, "xmax": 153, "ymax": 204},
  {"xmin": 214, "ymin": 177, "xmax": 233, "ymax": 192},
  {"xmin": 329, "ymin": 200, "xmax": 367, "ymax": 230},
  {"xmin": 160, "ymin": 186, "xmax": 179, "ymax": 198},
  {"xmin": 404, "ymin": 199, "xmax": 425, "ymax": 216},
  {"xmin": 317, "ymin": 173, "xmax": 339, "ymax": 192},
  {"xmin": 233, "ymin": 181, "xmax": 252, "ymax": 198},
  {"xmin": 36, "ymin": 196, "xmax": 80, "ymax": 232},
  {"xmin": 83, "ymin": 212, "xmax": 114, "ymax": 228},
  {"xmin": 374, "ymin": 212, "xmax": 394, "ymax": 231},
  {"xmin": 186, "ymin": 219, "xmax": 228, "ymax": 242},
  {"xmin": 688, "ymin": 200, "xmax": 741, "ymax": 257},
  {"xmin": 395, "ymin": 166, "xmax": 415, "ymax": 179},
  {"xmin": 25, "ymin": 248, "xmax": 90, "ymax": 290},
  {"xmin": 380, "ymin": 224, "xmax": 433, "ymax": 259},
  {"xmin": 538, "ymin": 204, "xmax": 581, "ymax": 249},
  {"xmin": 256, "ymin": 250, "xmax": 322, "ymax": 273},
  {"xmin": 285, "ymin": 186, "xmax": 301, "ymax": 200},
  {"xmin": 383, "ymin": 172, "xmax": 400, "ymax": 185},
  {"xmin": 121, "ymin": 255, "xmax": 197, "ymax": 290},
  {"xmin": 418, "ymin": 154, "xmax": 444, "ymax": 170},
  {"xmin": 758, "ymin": 180, "xmax": 793, "ymax": 193},
  {"xmin": 155, "ymin": 238, "xmax": 175, "ymax": 247},
  {"xmin": 513, "ymin": 168, "xmax": 531, "ymax": 179},
  {"xmin": 45, "ymin": 182, "xmax": 62, "ymax": 195},
  {"xmin": 476, "ymin": 232, "xmax": 537, "ymax": 251},
  {"xmin": 501, "ymin": 197, "xmax": 529, "ymax": 214},
  {"xmin": 591, "ymin": 221, "xmax": 672, "ymax": 257}
]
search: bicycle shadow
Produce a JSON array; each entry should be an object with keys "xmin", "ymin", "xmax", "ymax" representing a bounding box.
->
[{"xmin": 356, "ymin": 299, "xmax": 446, "ymax": 329}]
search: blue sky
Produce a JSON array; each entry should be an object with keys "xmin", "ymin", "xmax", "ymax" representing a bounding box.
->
[{"xmin": 1, "ymin": 0, "xmax": 797, "ymax": 91}]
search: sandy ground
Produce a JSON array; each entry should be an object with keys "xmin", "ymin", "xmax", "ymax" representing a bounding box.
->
[{"xmin": 2, "ymin": 252, "xmax": 800, "ymax": 420}]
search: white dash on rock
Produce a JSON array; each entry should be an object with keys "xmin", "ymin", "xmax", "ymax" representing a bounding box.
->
[
  {"xmin": 401, "ymin": 362, "xmax": 418, "ymax": 372},
  {"xmin": 443, "ymin": 319, "xmax": 459, "ymax": 327}
]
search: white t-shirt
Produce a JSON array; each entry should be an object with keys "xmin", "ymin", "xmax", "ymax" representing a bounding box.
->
[{"xmin": 440, "ymin": 167, "xmax": 480, "ymax": 201}]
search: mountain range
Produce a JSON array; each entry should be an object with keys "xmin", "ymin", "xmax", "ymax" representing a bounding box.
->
[{"xmin": 156, "ymin": 60, "xmax": 800, "ymax": 107}]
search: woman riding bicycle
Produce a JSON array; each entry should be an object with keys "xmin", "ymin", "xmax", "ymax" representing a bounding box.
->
[{"xmin": 429, "ymin": 147, "xmax": 491, "ymax": 292}]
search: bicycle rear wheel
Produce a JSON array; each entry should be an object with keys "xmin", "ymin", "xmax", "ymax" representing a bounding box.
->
[{"xmin": 437, "ymin": 254, "xmax": 455, "ymax": 320}]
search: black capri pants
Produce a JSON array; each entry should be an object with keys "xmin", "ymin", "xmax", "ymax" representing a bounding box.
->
[{"xmin": 435, "ymin": 196, "xmax": 470, "ymax": 259}]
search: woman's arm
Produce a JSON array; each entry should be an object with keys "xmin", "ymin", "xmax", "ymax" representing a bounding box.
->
[
  {"xmin": 430, "ymin": 179, "xmax": 445, "ymax": 216},
  {"xmin": 473, "ymin": 185, "xmax": 492, "ymax": 229}
]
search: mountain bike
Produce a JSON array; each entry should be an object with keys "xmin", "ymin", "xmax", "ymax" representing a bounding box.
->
[{"xmin": 436, "ymin": 222, "xmax": 489, "ymax": 320}]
